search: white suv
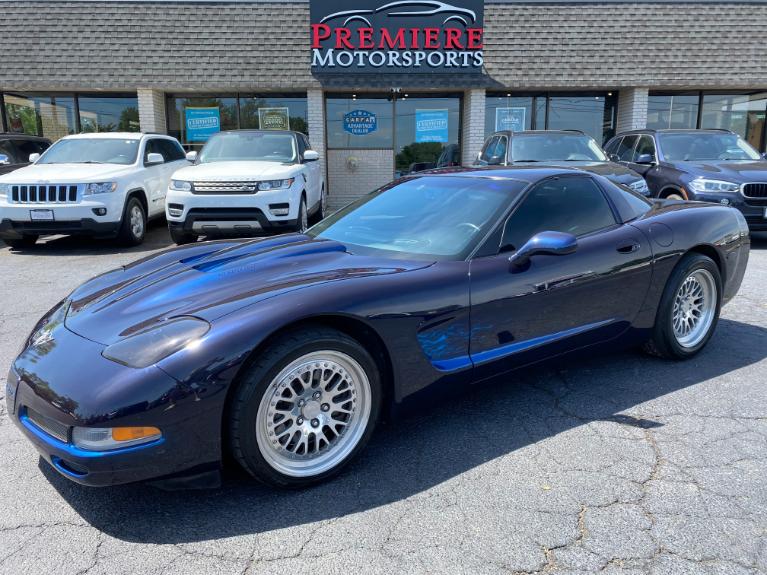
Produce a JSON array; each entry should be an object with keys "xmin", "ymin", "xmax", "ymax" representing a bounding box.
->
[
  {"xmin": 0, "ymin": 132, "xmax": 188, "ymax": 248},
  {"xmin": 165, "ymin": 130, "xmax": 325, "ymax": 245}
]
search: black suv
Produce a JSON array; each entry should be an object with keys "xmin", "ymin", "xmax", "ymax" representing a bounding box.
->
[
  {"xmin": 0, "ymin": 133, "xmax": 53, "ymax": 176},
  {"xmin": 605, "ymin": 129, "xmax": 767, "ymax": 230},
  {"xmin": 475, "ymin": 130, "xmax": 650, "ymax": 196}
]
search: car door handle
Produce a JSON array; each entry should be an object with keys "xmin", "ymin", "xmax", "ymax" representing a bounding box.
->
[{"xmin": 616, "ymin": 239, "xmax": 641, "ymax": 254}]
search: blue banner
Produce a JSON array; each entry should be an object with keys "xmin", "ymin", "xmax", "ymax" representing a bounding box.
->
[
  {"xmin": 415, "ymin": 109, "xmax": 449, "ymax": 143},
  {"xmin": 186, "ymin": 107, "xmax": 221, "ymax": 141},
  {"xmin": 343, "ymin": 110, "xmax": 377, "ymax": 136}
]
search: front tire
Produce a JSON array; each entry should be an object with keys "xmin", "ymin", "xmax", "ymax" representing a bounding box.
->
[
  {"xmin": 169, "ymin": 227, "xmax": 198, "ymax": 245},
  {"xmin": 2, "ymin": 235, "xmax": 38, "ymax": 249},
  {"xmin": 226, "ymin": 325, "xmax": 381, "ymax": 489},
  {"xmin": 116, "ymin": 197, "xmax": 146, "ymax": 246},
  {"xmin": 643, "ymin": 253, "xmax": 722, "ymax": 360}
]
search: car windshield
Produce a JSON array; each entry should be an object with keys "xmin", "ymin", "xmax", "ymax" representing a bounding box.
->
[
  {"xmin": 37, "ymin": 138, "xmax": 140, "ymax": 165},
  {"xmin": 307, "ymin": 176, "xmax": 529, "ymax": 261},
  {"xmin": 198, "ymin": 132, "xmax": 297, "ymax": 163},
  {"xmin": 510, "ymin": 134, "xmax": 607, "ymax": 162},
  {"xmin": 658, "ymin": 132, "xmax": 762, "ymax": 161}
]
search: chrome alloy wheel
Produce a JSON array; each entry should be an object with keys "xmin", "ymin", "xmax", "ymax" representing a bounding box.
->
[
  {"xmin": 130, "ymin": 205, "xmax": 144, "ymax": 238},
  {"xmin": 256, "ymin": 351, "xmax": 371, "ymax": 477},
  {"xmin": 672, "ymin": 269, "xmax": 716, "ymax": 348}
]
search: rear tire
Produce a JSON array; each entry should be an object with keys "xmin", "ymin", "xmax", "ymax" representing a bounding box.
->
[
  {"xmin": 226, "ymin": 325, "xmax": 381, "ymax": 489},
  {"xmin": 643, "ymin": 253, "xmax": 721, "ymax": 360},
  {"xmin": 169, "ymin": 227, "xmax": 198, "ymax": 245},
  {"xmin": 2, "ymin": 235, "xmax": 38, "ymax": 249},
  {"xmin": 116, "ymin": 197, "xmax": 146, "ymax": 246}
]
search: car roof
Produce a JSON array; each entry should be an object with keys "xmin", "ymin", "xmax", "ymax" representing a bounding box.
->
[
  {"xmin": 409, "ymin": 165, "xmax": 589, "ymax": 182},
  {"xmin": 61, "ymin": 132, "xmax": 172, "ymax": 140},
  {"xmin": 615, "ymin": 129, "xmax": 734, "ymax": 137},
  {"xmin": 492, "ymin": 130, "xmax": 589, "ymax": 137},
  {"xmin": 0, "ymin": 133, "xmax": 52, "ymax": 141},
  {"xmin": 215, "ymin": 129, "xmax": 302, "ymax": 136}
]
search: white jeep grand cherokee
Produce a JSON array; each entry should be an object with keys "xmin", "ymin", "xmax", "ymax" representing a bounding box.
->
[
  {"xmin": 165, "ymin": 130, "xmax": 325, "ymax": 245},
  {"xmin": 0, "ymin": 132, "xmax": 188, "ymax": 248}
]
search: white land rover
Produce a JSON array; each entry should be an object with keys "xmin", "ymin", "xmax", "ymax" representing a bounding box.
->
[
  {"xmin": 0, "ymin": 132, "xmax": 188, "ymax": 248},
  {"xmin": 165, "ymin": 130, "xmax": 325, "ymax": 245}
]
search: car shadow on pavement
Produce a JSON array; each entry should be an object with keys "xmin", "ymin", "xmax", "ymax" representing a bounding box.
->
[{"xmin": 39, "ymin": 315, "xmax": 767, "ymax": 545}]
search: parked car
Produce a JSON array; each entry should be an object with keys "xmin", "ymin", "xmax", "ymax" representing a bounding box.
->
[
  {"xmin": 8, "ymin": 166, "xmax": 749, "ymax": 489},
  {"xmin": 0, "ymin": 132, "xmax": 188, "ymax": 248},
  {"xmin": 0, "ymin": 133, "xmax": 52, "ymax": 176},
  {"xmin": 436, "ymin": 143, "xmax": 461, "ymax": 168},
  {"xmin": 165, "ymin": 130, "xmax": 325, "ymax": 245},
  {"xmin": 605, "ymin": 129, "xmax": 767, "ymax": 231},
  {"xmin": 408, "ymin": 161, "xmax": 436, "ymax": 174},
  {"xmin": 476, "ymin": 130, "xmax": 650, "ymax": 196}
]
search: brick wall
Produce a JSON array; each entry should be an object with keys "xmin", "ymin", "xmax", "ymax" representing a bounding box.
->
[
  {"xmin": 616, "ymin": 88, "xmax": 650, "ymax": 133},
  {"xmin": 137, "ymin": 88, "xmax": 167, "ymax": 134},
  {"xmin": 327, "ymin": 149, "xmax": 394, "ymax": 211},
  {"xmin": 307, "ymin": 89, "xmax": 327, "ymax": 189},
  {"xmin": 462, "ymin": 89, "xmax": 486, "ymax": 166}
]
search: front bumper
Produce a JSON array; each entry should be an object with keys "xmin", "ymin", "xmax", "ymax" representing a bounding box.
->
[
  {"xmin": 0, "ymin": 196, "xmax": 124, "ymax": 238},
  {"xmin": 166, "ymin": 185, "xmax": 300, "ymax": 236},
  {"xmin": 8, "ymin": 323, "xmax": 223, "ymax": 486}
]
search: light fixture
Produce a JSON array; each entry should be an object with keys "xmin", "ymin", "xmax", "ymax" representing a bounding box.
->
[
  {"xmin": 507, "ymin": 93, "xmax": 511, "ymax": 97},
  {"xmin": 608, "ymin": 92, "xmax": 613, "ymax": 96}
]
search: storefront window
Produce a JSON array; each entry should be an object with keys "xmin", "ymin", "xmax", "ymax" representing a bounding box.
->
[
  {"xmin": 239, "ymin": 95, "xmax": 308, "ymax": 135},
  {"xmin": 646, "ymin": 94, "xmax": 699, "ymax": 130},
  {"xmin": 326, "ymin": 97, "xmax": 394, "ymax": 149},
  {"xmin": 167, "ymin": 96, "xmax": 238, "ymax": 151},
  {"xmin": 701, "ymin": 93, "xmax": 767, "ymax": 152},
  {"xmin": 547, "ymin": 94, "xmax": 617, "ymax": 145},
  {"xmin": 395, "ymin": 96, "xmax": 461, "ymax": 173},
  {"xmin": 484, "ymin": 96, "xmax": 533, "ymax": 138},
  {"xmin": 78, "ymin": 96, "xmax": 140, "ymax": 133},
  {"xmin": 3, "ymin": 93, "xmax": 76, "ymax": 141}
]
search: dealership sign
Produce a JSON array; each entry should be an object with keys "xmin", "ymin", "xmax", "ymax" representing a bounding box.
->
[
  {"xmin": 186, "ymin": 107, "xmax": 220, "ymax": 141},
  {"xmin": 343, "ymin": 110, "xmax": 378, "ymax": 135},
  {"xmin": 415, "ymin": 109, "xmax": 449, "ymax": 142},
  {"xmin": 496, "ymin": 107, "xmax": 526, "ymax": 131},
  {"xmin": 310, "ymin": 0, "xmax": 484, "ymax": 74}
]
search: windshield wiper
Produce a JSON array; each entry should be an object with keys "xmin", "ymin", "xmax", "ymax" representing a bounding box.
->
[
  {"xmin": 72, "ymin": 161, "xmax": 106, "ymax": 164},
  {"xmin": 512, "ymin": 159, "xmax": 541, "ymax": 163}
]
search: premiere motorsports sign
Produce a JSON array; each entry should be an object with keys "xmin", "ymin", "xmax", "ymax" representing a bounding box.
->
[{"xmin": 310, "ymin": 0, "xmax": 484, "ymax": 74}]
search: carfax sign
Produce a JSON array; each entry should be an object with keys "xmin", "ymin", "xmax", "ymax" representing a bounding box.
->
[
  {"xmin": 186, "ymin": 107, "xmax": 221, "ymax": 141},
  {"xmin": 310, "ymin": 0, "xmax": 484, "ymax": 74},
  {"xmin": 343, "ymin": 110, "xmax": 378, "ymax": 135},
  {"xmin": 415, "ymin": 109, "xmax": 449, "ymax": 142},
  {"xmin": 496, "ymin": 107, "xmax": 526, "ymax": 132}
]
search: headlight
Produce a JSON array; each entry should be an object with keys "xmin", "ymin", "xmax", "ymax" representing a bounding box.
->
[
  {"xmin": 688, "ymin": 179, "xmax": 741, "ymax": 193},
  {"xmin": 102, "ymin": 317, "xmax": 210, "ymax": 369},
  {"xmin": 258, "ymin": 178, "xmax": 294, "ymax": 191},
  {"xmin": 170, "ymin": 180, "xmax": 192, "ymax": 192},
  {"xmin": 628, "ymin": 179, "xmax": 649, "ymax": 195},
  {"xmin": 72, "ymin": 426, "xmax": 161, "ymax": 451},
  {"xmin": 84, "ymin": 182, "xmax": 117, "ymax": 195},
  {"xmin": 0, "ymin": 183, "xmax": 8, "ymax": 197}
]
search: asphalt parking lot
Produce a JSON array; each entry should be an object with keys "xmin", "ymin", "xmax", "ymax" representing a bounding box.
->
[{"xmin": 1, "ymin": 223, "xmax": 766, "ymax": 575}]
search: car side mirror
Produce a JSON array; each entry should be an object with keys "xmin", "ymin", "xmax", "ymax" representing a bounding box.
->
[
  {"xmin": 509, "ymin": 231, "xmax": 578, "ymax": 266},
  {"xmin": 27, "ymin": 153, "xmax": 40, "ymax": 163},
  {"xmin": 303, "ymin": 150, "xmax": 319, "ymax": 162},
  {"xmin": 0, "ymin": 154, "xmax": 10, "ymax": 165},
  {"xmin": 487, "ymin": 155, "xmax": 504, "ymax": 166},
  {"xmin": 762, "ymin": 153, "xmax": 767, "ymax": 161},
  {"xmin": 636, "ymin": 153, "xmax": 655, "ymax": 165},
  {"xmin": 609, "ymin": 154, "xmax": 621, "ymax": 163},
  {"xmin": 185, "ymin": 151, "xmax": 198, "ymax": 162},
  {"xmin": 146, "ymin": 153, "xmax": 164, "ymax": 166}
]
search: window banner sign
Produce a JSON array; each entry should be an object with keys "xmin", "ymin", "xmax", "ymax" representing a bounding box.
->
[
  {"xmin": 415, "ymin": 109, "xmax": 449, "ymax": 143},
  {"xmin": 343, "ymin": 110, "xmax": 378, "ymax": 135},
  {"xmin": 259, "ymin": 107, "xmax": 290, "ymax": 130},
  {"xmin": 496, "ymin": 107, "xmax": 526, "ymax": 131},
  {"xmin": 310, "ymin": 0, "xmax": 484, "ymax": 74},
  {"xmin": 186, "ymin": 107, "xmax": 221, "ymax": 141}
]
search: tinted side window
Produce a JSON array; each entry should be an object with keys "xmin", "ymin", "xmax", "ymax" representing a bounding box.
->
[
  {"xmin": 159, "ymin": 139, "xmax": 184, "ymax": 161},
  {"xmin": 296, "ymin": 134, "xmax": 307, "ymax": 159},
  {"xmin": 478, "ymin": 136, "xmax": 499, "ymax": 163},
  {"xmin": 596, "ymin": 176, "xmax": 652, "ymax": 222},
  {"xmin": 634, "ymin": 135, "xmax": 656, "ymax": 160},
  {"xmin": 36, "ymin": 141, "xmax": 51, "ymax": 153},
  {"xmin": 500, "ymin": 177, "xmax": 616, "ymax": 253},
  {"xmin": 0, "ymin": 140, "xmax": 18, "ymax": 164},
  {"xmin": 604, "ymin": 137, "xmax": 621, "ymax": 156},
  {"xmin": 12, "ymin": 139, "xmax": 40, "ymax": 163},
  {"xmin": 617, "ymin": 135, "xmax": 639, "ymax": 162},
  {"xmin": 494, "ymin": 136, "xmax": 508, "ymax": 163},
  {"xmin": 144, "ymin": 139, "xmax": 168, "ymax": 162}
]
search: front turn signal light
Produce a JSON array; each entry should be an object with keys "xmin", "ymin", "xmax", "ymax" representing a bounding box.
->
[{"xmin": 72, "ymin": 426, "xmax": 162, "ymax": 451}]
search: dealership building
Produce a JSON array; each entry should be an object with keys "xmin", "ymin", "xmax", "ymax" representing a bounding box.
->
[{"xmin": 1, "ymin": 0, "xmax": 766, "ymax": 209}]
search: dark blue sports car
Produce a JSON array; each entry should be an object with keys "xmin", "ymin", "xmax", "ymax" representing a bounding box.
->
[{"xmin": 7, "ymin": 167, "xmax": 750, "ymax": 489}]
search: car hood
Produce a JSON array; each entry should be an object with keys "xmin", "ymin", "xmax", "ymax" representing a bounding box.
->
[
  {"xmin": 513, "ymin": 161, "xmax": 642, "ymax": 185},
  {"xmin": 0, "ymin": 163, "xmax": 135, "ymax": 183},
  {"xmin": 64, "ymin": 234, "xmax": 431, "ymax": 345},
  {"xmin": 665, "ymin": 160, "xmax": 767, "ymax": 183},
  {"xmin": 171, "ymin": 161, "xmax": 299, "ymax": 182}
]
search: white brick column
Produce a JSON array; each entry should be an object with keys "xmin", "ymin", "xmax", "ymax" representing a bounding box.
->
[
  {"xmin": 462, "ymin": 88, "xmax": 486, "ymax": 166},
  {"xmin": 307, "ymin": 89, "xmax": 327, "ymax": 191},
  {"xmin": 137, "ymin": 88, "xmax": 167, "ymax": 134},
  {"xmin": 616, "ymin": 88, "xmax": 649, "ymax": 133}
]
